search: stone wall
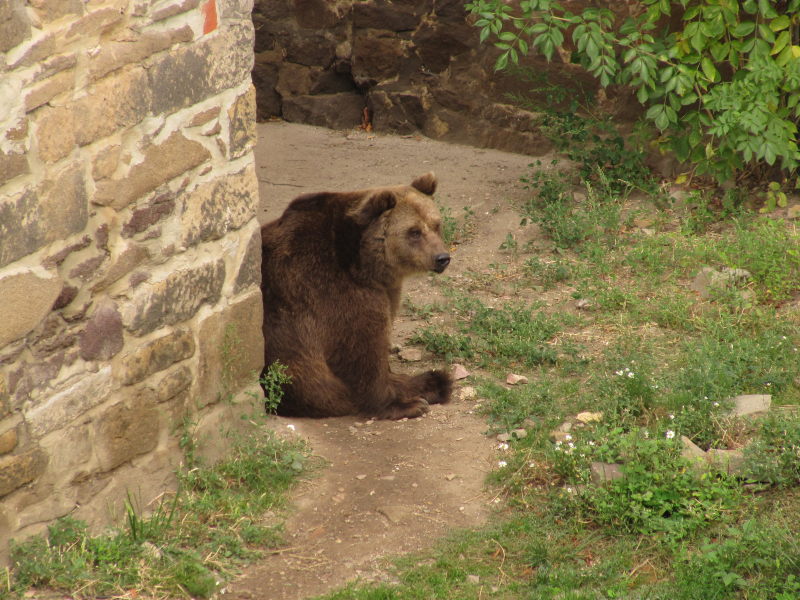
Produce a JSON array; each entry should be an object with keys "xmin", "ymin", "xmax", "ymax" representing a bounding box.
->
[
  {"xmin": 252, "ymin": 0, "xmax": 639, "ymax": 156},
  {"xmin": 0, "ymin": 0, "xmax": 263, "ymax": 553}
]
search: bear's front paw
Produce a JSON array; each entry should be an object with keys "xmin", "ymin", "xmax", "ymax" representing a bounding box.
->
[{"xmin": 377, "ymin": 397, "xmax": 430, "ymax": 420}]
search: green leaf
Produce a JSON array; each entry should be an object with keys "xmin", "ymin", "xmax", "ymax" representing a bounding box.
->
[
  {"xmin": 701, "ymin": 57, "xmax": 720, "ymax": 82},
  {"xmin": 769, "ymin": 15, "xmax": 791, "ymax": 31},
  {"xmin": 494, "ymin": 52, "xmax": 509, "ymax": 71},
  {"xmin": 732, "ymin": 21, "xmax": 756, "ymax": 37},
  {"xmin": 771, "ymin": 30, "xmax": 790, "ymax": 55}
]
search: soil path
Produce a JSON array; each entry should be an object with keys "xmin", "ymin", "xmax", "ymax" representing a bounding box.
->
[{"xmin": 223, "ymin": 121, "xmax": 543, "ymax": 600}]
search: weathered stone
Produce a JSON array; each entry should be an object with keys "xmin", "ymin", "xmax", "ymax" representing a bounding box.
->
[
  {"xmin": 89, "ymin": 26, "xmax": 194, "ymax": 81},
  {"xmin": 413, "ymin": 20, "xmax": 472, "ymax": 73},
  {"xmin": 0, "ymin": 428, "xmax": 18, "ymax": 455},
  {"xmin": 93, "ymin": 396, "xmax": 160, "ymax": 472},
  {"xmin": 68, "ymin": 255, "xmax": 106, "ymax": 281},
  {"xmin": 27, "ymin": 0, "xmax": 83, "ymax": 24},
  {"xmin": 39, "ymin": 424, "xmax": 91, "ymax": 478},
  {"xmin": 452, "ymin": 364, "xmax": 470, "ymax": 380},
  {"xmin": 91, "ymin": 244, "xmax": 150, "ymax": 292},
  {"xmin": 0, "ymin": 269, "xmax": 62, "ymax": 348},
  {"xmin": 122, "ymin": 259, "xmax": 225, "ymax": 335},
  {"xmin": 25, "ymin": 367, "xmax": 113, "ymax": 438},
  {"xmin": 729, "ymin": 394, "xmax": 772, "ymax": 418},
  {"xmin": 369, "ymin": 87, "xmax": 428, "ymax": 134},
  {"xmin": 179, "ymin": 165, "xmax": 258, "ymax": 246},
  {"xmin": 233, "ymin": 226, "xmax": 262, "ymax": 293},
  {"xmin": 196, "ymin": 290, "xmax": 265, "ymax": 407},
  {"xmin": 43, "ymin": 236, "xmax": 92, "ymax": 269},
  {"xmin": 0, "ymin": 150, "xmax": 29, "ymax": 184},
  {"xmin": 590, "ymin": 462, "xmax": 624, "ymax": 485},
  {"xmin": 705, "ymin": 449, "xmax": 746, "ymax": 476},
  {"xmin": 150, "ymin": 364, "xmax": 193, "ymax": 403},
  {"xmin": 506, "ymin": 373, "xmax": 528, "ymax": 385},
  {"xmin": 148, "ymin": 24, "xmax": 254, "ymax": 115},
  {"xmin": 122, "ymin": 192, "xmax": 176, "ymax": 237},
  {"xmin": 34, "ymin": 105, "xmax": 76, "ymax": 163},
  {"xmin": 680, "ymin": 435, "xmax": 706, "ymax": 470},
  {"xmin": 25, "ymin": 69, "xmax": 75, "ymax": 111},
  {"xmin": 65, "ymin": 6, "xmax": 124, "ymax": 39},
  {"xmin": 576, "ymin": 411, "xmax": 603, "ymax": 424},
  {"xmin": 9, "ymin": 32, "xmax": 56, "ymax": 70},
  {"xmin": 94, "ymin": 132, "xmax": 210, "ymax": 210},
  {"xmin": 189, "ymin": 106, "xmax": 220, "ymax": 127},
  {"xmin": 0, "ymin": 450, "xmax": 47, "ymax": 498},
  {"xmin": 282, "ymin": 93, "xmax": 364, "ymax": 129},
  {"xmin": 92, "ymin": 144, "xmax": 121, "ymax": 180},
  {"xmin": 295, "ymin": 0, "xmax": 343, "ymax": 28},
  {"xmin": 80, "ymin": 302, "xmax": 124, "ymax": 361},
  {"xmin": 352, "ymin": 30, "xmax": 408, "ymax": 84},
  {"xmin": 285, "ymin": 29, "xmax": 337, "ymax": 67},
  {"xmin": 150, "ymin": 0, "xmax": 200, "ymax": 22},
  {"xmin": 52, "ymin": 284, "xmax": 79, "ymax": 310},
  {"xmin": 228, "ymin": 85, "xmax": 257, "ymax": 158},
  {"xmin": 252, "ymin": 50, "xmax": 282, "ymax": 119},
  {"xmin": 0, "ymin": 0, "xmax": 30, "ymax": 53},
  {"xmin": 352, "ymin": 3, "xmax": 418, "ymax": 31},
  {"xmin": 119, "ymin": 328, "xmax": 195, "ymax": 386}
]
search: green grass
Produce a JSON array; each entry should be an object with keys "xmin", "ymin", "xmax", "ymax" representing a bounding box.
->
[
  {"xmin": 3, "ymin": 410, "xmax": 308, "ymax": 599},
  {"xmin": 318, "ymin": 158, "xmax": 800, "ymax": 599}
]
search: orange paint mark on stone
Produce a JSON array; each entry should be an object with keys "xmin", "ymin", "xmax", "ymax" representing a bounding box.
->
[{"xmin": 202, "ymin": 0, "xmax": 217, "ymax": 34}]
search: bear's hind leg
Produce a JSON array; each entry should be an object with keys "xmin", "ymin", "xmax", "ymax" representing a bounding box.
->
[
  {"xmin": 274, "ymin": 357, "xmax": 358, "ymax": 418},
  {"xmin": 370, "ymin": 369, "xmax": 452, "ymax": 419}
]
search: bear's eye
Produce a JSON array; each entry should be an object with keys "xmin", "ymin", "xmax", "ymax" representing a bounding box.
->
[{"xmin": 407, "ymin": 228, "xmax": 422, "ymax": 240}]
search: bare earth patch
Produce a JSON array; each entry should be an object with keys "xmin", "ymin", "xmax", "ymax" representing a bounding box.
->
[{"xmin": 223, "ymin": 121, "xmax": 549, "ymax": 600}]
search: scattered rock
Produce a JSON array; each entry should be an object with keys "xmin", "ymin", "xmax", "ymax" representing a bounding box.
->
[
  {"xmin": 399, "ymin": 347, "xmax": 423, "ymax": 362},
  {"xmin": 690, "ymin": 266, "xmax": 753, "ymax": 300},
  {"xmin": 512, "ymin": 428, "xmax": 527, "ymax": 439},
  {"xmin": 590, "ymin": 462, "xmax": 624, "ymax": 485},
  {"xmin": 706, "ymin": 449, "xmax": 746, "ymax": 476},
  {"xmin": 452, "ymin": 364, "xmax": 470, "ymax": 380},
  {"xmin": 467, "ymin": 575, "xmax": 480, "ymax": 585},
  {"xmin": 445, "ymin": 473, "xmax": 456, "ymax": 481},
  {"xmin": 456, "ymin": 386, "xmax": 477, "ymax": 401},
  {"xmin": 576, "ymin": 411, "xmax": 602, "ymax": 424},
  {"xmin": 729, "ymin": 394, "xmax": 771, "ymax": 418},
  {"xmin": 575, "ymin": 298, "xmax": 593, "ymax": 310},
  {"xmin": 496, "ymin": 432, "xmax": 512, "ymax": 442},
  {"xmin": 355, "ymin": 474, "xmax": 367, "ymax": 480},
  {"xmin": 506, "ymin": 373, "xmax": 528, "ymax": 385},
  {"xmin": 787, "ymin": 204, "xmax": 800, "ymax": 219}
]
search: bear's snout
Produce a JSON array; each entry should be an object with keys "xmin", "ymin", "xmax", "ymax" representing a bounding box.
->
[{"xmin": 433, "ymin": 253, "xmax": 451, "ymax": 273}]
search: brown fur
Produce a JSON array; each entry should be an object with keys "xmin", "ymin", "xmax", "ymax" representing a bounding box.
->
[{"xmin": 260, "ymin": 173, "xmax": 453, "ymax": 419}]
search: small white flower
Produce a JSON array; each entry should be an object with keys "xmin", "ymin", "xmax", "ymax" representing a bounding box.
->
[
  {"xmin": 498, "ymin": 460, "xmax": 507, "ymax": 468},
  {"xmin": 588, "ymin": 440, "xmax": 596, "ymax": 446},
  {"xmin": 564, "ymin": 434, "xmax": 572, "ymax": 441},
  {"xmin": 669, "ymin": 414, "xmax": 675, "ymax": 420},
  {"xmin": 568, "ymin": 442, "xmax": 575, "ymax": 449},
  {"xmin": 498, "ymin": 442, "xmax": 509, "ymax": 451},
  {"xmin": 615, "ymin": 370, "xmax": 624, "ymax": 376},
  {"xmin": 666, "ymin": 430, "xmax": 675, "ymax": 439},
  {"xmin": 529, "ymin": 462, "xmax": 536, "ymax": 468},
  {"xmin": 704, "ymin": 396, "xmax": 708, "ymax": 400},
  {"xmin": 627, "ymin": 372, "xmax": 635, "ymax": 378},
  {"xmin": 286, "ymin": 424, "xmax": 296, "ymax": 431},
  {"xmin": 643, "ymin": 431, "xmax": 649, "ymax": 438},
  {"xmin": 713, "ymin": 401, "xmax": 720, "ymax": 407},
  {"xmin": 555, "ymin": 441, "xmax": 563, "ymax": 447}
]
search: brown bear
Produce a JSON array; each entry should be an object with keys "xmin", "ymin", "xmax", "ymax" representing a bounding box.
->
[{"xmin": 260, "ymin": 173, "xmax": 453, "ymax": 419}]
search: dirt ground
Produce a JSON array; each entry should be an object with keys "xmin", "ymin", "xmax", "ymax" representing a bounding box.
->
[{"xmin": 222, "ymin": 121, "xmax": 548, "ymax": 600}]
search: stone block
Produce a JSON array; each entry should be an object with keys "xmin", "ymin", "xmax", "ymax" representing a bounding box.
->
[
  {"xmin": 352, "ymin": 3, "xmax": 418, "ymax": 31},
  {"xmin": 0, "ymin": 166, "xmax": 88, "ymax": 267},
  {"xmin": 94, "ymin": 132, "xmax": 210, "ymax": 210},
  {"xmin": 121, "ymin": 258, "xmax": 225, "ymax": 336},
  {"xmin": 89, "ymin": 26, "xmax": 194, "ymax": 81},
  {"xmin": 0, "ymin": 427, "xmax": 18, "ymax": 455},
  {"xmin": 0, "ymin": 449, "xmax": 47, "ymax": 498},
  {"xmin": 122, "ymin": 192, "xmax": 176, "ymax": 237},
  {"xmin": 65, "ymin": 5, "xmax": 124, "ymax": 39},
  {"xmin": 92, "ymin": 144, "xmax": 121, "ymax": 180},
  {"xmin": 91, "ymin": 244, "xmax": 150, "ymax": 292},
  {"xmin": 705, "ymin": 449, "xmax": 746, "ymax": 476},
  {"xmin": 9, "ymin": 32, "xmax": 56, "ymax": 70},
  {"xmin": 590, "ymin": 462, "xmax": 624, "ymax": 485},
  {"xmin": 0, "ymin": 150, "xmax": 29, "ymax": 184},
  {"xmin": 196, "ymin": 290, "xmax": 264, "ymax": 407},
  {"xmin": 79, "ymin": 301, "xmax": 124, "ymax": 361},
  {"xmin": 179, "ymin": 165, "xmax": 257, "ymax": 246},
  {"xmin": 93, "ymin": 396, "xmax": 160, "ymax": 472},
  {"xmin": 233, "ymin": 225, "xmax": 262, "ymax": 293},
  {"xmin": 228, "ymin": 85, "xmax": 257, "ymax": 158},
  {"xmin": 24, "ymin": 69, "xmax": 75, "ymax": 111},
  {"xmin": 150, "ymin": 364, "xmax": 193, "ymax": 403},
  {"xmin": 352, "ymin": 30, "xmax": 408, "ymax": 84},
  {"xmin": 0, "ymin": 0, "xmax": 30, "ymax": 53},
  {"xmin": 150, "ymin": 0, "xmax": 200, "ymax": 22},
  {"xmin": 729, "ymin": 394, "xmax": 772, "ymax": 418},
  {"xmin": 252, "ymin": 51, "xmax": 282, "ymax": 119},
  {"xmin": 119, "ymin": 328, "xmax": 195, "ymax": 386},
  {"xmin": 40, "ymin": 424, "xmax": 92, "ymax": 478},
  {"xmin": 27, "ymin": 0, "xmax": 84, "ymax": 24},
  {"xmin": 0, "ymin": 269, "xmax": 62, "ymax": 348},
  {"xmin": 282, "ymin": 93, "xmax": 364, "ymax": 130},
  {"xmin": 148, "ymin": 24, "xmax": 254, "ymax": 116},
  {"xmin": 25, "ymin": 366, "xmax": 113, "ymax": 438}
]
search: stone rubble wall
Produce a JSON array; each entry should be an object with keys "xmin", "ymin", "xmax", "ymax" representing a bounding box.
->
[
  {"xmin": 0, "ymin": 0, "xmax": 263, "ymax": 554},
  {"xmin": 252, "ymin": 0, "xmax": 622, "ymax": 155}
]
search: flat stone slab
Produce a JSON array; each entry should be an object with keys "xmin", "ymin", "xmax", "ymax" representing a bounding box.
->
[
  {"xmin": 590, "ymin": 462, "xmax": 624, "ymax": 485},
  {"xmin": 729, "ymin": 394, "xmax": 772, "ymax": 417}
]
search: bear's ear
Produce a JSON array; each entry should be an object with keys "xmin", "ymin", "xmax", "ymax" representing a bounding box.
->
[
  {"xmin": 348, "ymin": 190, "xmax": 397, "ymax": 226},
  {"xmin": 411, "ymin": 172, "xmax": 437, "ymax": 196}
]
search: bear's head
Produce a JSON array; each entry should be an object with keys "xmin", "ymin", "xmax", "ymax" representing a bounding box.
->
[{"xmin": 381, "ymin": 172, "xmax": 450, "ymax": 278}]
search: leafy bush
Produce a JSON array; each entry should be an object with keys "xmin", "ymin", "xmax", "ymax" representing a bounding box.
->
[
  {"xmin": 743, "ymin": 412, "xmax": 800, "ymax": 487},
  {"xmin": 466, "ymin": 0, "xmax": 800, "ymax": 183}
]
